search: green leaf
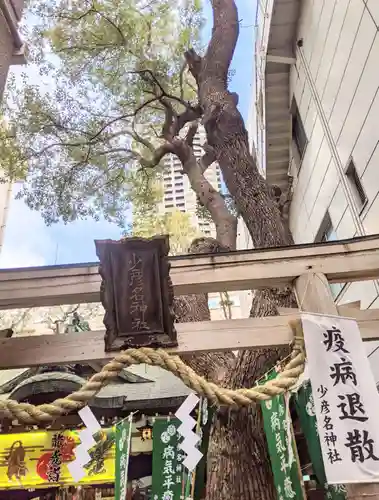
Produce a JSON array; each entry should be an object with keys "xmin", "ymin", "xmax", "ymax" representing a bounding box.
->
[{"xmin": 6, "ymin": 0, "xmax": 204, "ymax": 225}]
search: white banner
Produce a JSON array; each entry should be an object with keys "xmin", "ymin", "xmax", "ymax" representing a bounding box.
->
[{"xmin": 302, "ymin": 313, "xmax": 379, "ymax": 484}]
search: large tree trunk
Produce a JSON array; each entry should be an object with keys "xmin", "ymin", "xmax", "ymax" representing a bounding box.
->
[{"xmin": 183, "ymin": 1, "xmax": 299, "ymax": 499}]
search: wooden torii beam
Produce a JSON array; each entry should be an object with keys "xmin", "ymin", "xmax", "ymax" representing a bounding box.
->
[
  {"xmin": 0, "ymin": 235, "xmax": 378, "ymax": 309},
  {"xmin": 1, "ymin": 307, "xmax": 379, "ymax": 369},
  {"xmin": 0, "ymin": 235, "xmax": 378, "ymax": 369}
]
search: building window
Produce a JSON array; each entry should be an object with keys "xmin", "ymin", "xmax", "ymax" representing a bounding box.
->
[
  {"xmin": 315, "ymin": 211, "xmax": 344, "ymax": 298},
  {"xmin": 291, "ymin": 98, "xmax": 307, "ymax": 161},
  {"xmin": 315, "ymin": 211, "xmax": 335, "ymax": 243},
  {"xmin": 345, "ymin": 158, "xmax": 367, "ymax": 213}
]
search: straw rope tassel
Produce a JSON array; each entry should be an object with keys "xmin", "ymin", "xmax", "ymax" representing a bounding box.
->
[{"xmin": 0, "ymin": 320, "xmax": 305, "ymax": 425}]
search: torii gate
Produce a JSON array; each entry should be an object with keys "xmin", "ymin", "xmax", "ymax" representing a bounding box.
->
[
  {"xmin": 0, "ymin": 234, "xmax": 378, "ymax": 368},
  {"xmin": 1, "ymin": 234, "xmax": 379, "ymax": 500}
]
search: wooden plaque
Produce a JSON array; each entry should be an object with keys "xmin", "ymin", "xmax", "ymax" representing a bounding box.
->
[{"xmin": 95, "ymin": 236, "xmax": 177, "ymax": 351}]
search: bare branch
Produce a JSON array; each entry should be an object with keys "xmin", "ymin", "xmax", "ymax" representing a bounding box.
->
[
  {"xmin": 92, "ymin": 7, "xmax": 126, "ymax": 43},
  {"xmin": 184, "ymin": 48, "xmax": 202, "ymax": 84},
  {"xmin": 185, "ymin": 122, "xmax": 198, "ymax": 146},
  {"xmin": 179, "ymin": 61, "xmax": 187, "ymax": 100},
  {"xmin": 174, "ymin": 105, "xmax": 202, "ymax": 137},
  {"xmin": 199, "ymin": 143, "xmax": 216, "ymax": 173},
  {"xmin": 160, "ymin": 99, "xmax": 176, "ymax": 140},
  {"xmin": 171, "ymin": 138, "xmax": 237, "ymax": 249},
  {"xmin": 139, "ymin": 142, "xmax": 173, "ymax": 169}
]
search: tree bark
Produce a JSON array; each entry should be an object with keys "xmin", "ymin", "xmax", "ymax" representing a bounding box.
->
[
  {"xmin": 183, "ymin": 1, "xmax": 298, "ymax": 499},
  {"xmin": 172, "ymin": 135, "xmax": 237, "ymax": 250},
  {"xmin": 185, "ymin": 1, "xmax": 288, "ymax": 248}
]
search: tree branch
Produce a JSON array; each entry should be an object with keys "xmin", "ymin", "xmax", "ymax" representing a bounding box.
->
[
  {"xmin": 184, "ymin": 48, "xmax": 202, "ymax": 84},
  {"xmin": 92, "ymin": 7, "xmax": 126, "ymax": 43},
  {"xmin": 174, "ymin": 104, "xmax": 202, "ymax": 137},
  {"xmin": 160, "ymin": 98, "xmax": 176, "ymax": 141},
  {"xmin": 138, "ymin": 142, "xmax": 173, "ymax": 169},
  {"xmin": 185, "ymin": 122, "xmax": 198, "ymax": 146},
  {"xmin": 179, "ymin": 61, "xmax": 187, "ymax": 100},
  {"xmin": 199, "ymin": 143, "xmax": 216, "ymax": 173},
  {"xmin": 204, "ymin": 0, "xmax": 239, "ymax": 84},
  {"xmin": 171, "ymin": 138, "xmax": 237, "ymax": 249},
  {"xmin": 134, "ymin": 69, "xmax": 202, "ymax": 134}
]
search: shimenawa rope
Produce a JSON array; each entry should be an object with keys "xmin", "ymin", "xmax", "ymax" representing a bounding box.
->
[{"xmin": 0, "ymin": 320, "xmax": 305, "ymax": 425}]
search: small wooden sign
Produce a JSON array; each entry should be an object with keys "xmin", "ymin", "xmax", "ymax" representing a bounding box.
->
[{"xmin": 95, "ymin": 236, "xmax": 177, "ymax": 351}]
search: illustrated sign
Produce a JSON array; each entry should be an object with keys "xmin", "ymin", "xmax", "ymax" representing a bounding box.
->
[
  {"xmin": 151, "ymin": 419, "xmax": 186, "ymax": 500},
  {"xmin": 115, "ymin": 416, "xmax": 133, "ymax": 500},
  {"xmin": 0, "ymin": 430, "xmax": 115, "ymax": 489},
  {"xmin": 302, "ymin": 313, "xmax": 379, "ymax": 484},
  {"xmin": 261, "ymin": 371, "xmax": 305, "ymax": 500}
]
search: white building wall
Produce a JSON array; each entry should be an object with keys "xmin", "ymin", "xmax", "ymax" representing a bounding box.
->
[
  {"xmin": 288, "ymin": 0, "xmax": 379, "ymax": 378},
  {"xmin": 0, "ymin": 0, "xmax": 26, "ymax": 254}
]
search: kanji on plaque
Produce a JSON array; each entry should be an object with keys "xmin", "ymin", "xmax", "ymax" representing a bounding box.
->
[
  {"xmin": 151, "ymin": 419, "xmax": 185, "ymax": 500},
  {"xmin": 302, "ymin": 313, "xmax": 379, "ymax": 484},
  {"xmin": 260, "ymin": 372, "xmax": 305, "ymax": 500}
]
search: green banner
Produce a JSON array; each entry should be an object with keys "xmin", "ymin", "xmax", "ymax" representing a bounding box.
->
[
  {"xmin": 115, "ymin": 416, "xmax": 132, "ymax": 500},
  {"xmin": 152, "ymin": 418, "xmax": 186, "ymax": 500},
  {"xmin": 194, "ymin": 398, "xmax": 215, "ymax": 500},
  {"xmin": 260, "ymin": 371, "xmax": 304, "ymax": 500},
  {"xmin": 294, "ymin": 381, "xmax": 346, "ymax": 500}
]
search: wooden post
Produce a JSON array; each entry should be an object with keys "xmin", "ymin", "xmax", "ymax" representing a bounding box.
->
[{"xmin": 295, "ymin": 272, "xmax": 379, "ymax": 500}]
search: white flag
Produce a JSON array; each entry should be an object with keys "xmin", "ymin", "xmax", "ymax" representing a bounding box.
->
[{"xmin": 302, "ymin": 313, "xmax": 379, "ymax": 484}]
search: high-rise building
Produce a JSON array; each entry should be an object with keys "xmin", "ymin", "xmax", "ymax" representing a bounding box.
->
[
  {"xmin": 252, "ymin": 0, "xmax": 379, "ymax": 382},
  {"xmin": 159, "ymin": 126, "xmax": 223, "ymax": 237}
]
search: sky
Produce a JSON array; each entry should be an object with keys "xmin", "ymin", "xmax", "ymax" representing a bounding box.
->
[{"xmin": 0, "ymin": 0, "xmax": 256, "ymax": 269}]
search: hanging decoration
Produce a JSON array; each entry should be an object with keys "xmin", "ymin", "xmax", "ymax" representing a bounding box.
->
[
  {"xmin": 193, "ymin": 397, "xmax": 215, "ymax": 500},
  {"xmin": 67, "ymin": 406, "xmax": 102, "ymax": 482},
  {"xmin": 115, "ymin": 415, "xmax": 133, "ymax": 500},
  {"xmin": 175, "ymin": 393, "xmax": 203, "ymax": 473},
  {"xmin": 151, "ymin": 418, "xmax": 185, "ymax": 500},
  {"xmin": 302, "ymin": 313, "xmax": 379, "ymax": 484},
  {"xmin": 260, "ymin": 371, "xmax": 305, "ymax": 500},
  {"xmin": 151, "ymin": 394, "xmax": 214, "ymax": 500},
  {"xmin": 294, "ymin": 380, "xmax": 346, "ymax": 500}
]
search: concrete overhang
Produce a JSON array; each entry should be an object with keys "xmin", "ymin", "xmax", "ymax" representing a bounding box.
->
[
  {"xmin": 264, "ymin": 0, "xmax": 301, "ymax": 193},
  {"xmin": 0, "ymin": 0, "xmax": 27, "ymax": 65}
]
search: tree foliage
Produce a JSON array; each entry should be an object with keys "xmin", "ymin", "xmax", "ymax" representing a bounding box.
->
[
  {"xmin": 128, "ymin": 167, "xmax": 201, "ymax": 254},
  {"xmin": 4, "ymin": 0, "xmax": 203, "ymax": 225},
  {"xmin": 132, "ymin": 206, "xmax": 201, "ymax": 255},
  {"xmin": 0, "ymin": 118, "xmax": 27, "ymax": 182}
]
